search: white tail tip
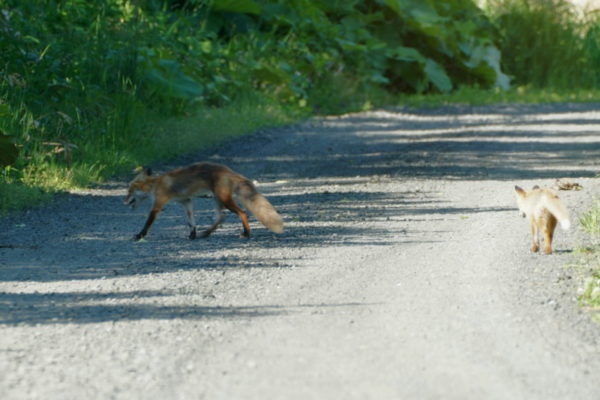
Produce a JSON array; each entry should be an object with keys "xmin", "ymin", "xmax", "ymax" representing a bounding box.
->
[{"xmin": 561, "ymin": 219, "xmax": 571, "ymax": 230}]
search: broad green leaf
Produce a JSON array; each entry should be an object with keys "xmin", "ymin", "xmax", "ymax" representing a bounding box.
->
[
  {"xmin": 143, "ymin": 59, "xmax": 203, "ymax": 100},
  {"xmin": 481, "ymin": 46, "xmax": 511, "ymax": 90},
  {"xmin": 337, "ymin": 39, "xmax": 367, "ymax": 52},
  {"xmin": 383, "ymin": 0, "xmax": 447, "ymax": 36},
  {"xmin": 463, "ymin": 45, "xmax": 510, "ymax": 89},
  {"xmin": 387, "ymin": 46, "xmax": 425, "ymax": 62},
  {"xmin": 368, "ymin": 73, "xmax": 390, "ymax": 84},
  {"xmin": 424, "ymin": 59, "xmax": 453, "ymax": 93},
  {"xmin": 252, "ymin": 65, "xmax": 290, "ymax": 85},
  {"xmin": 0, "ymin": 134, "xmax": 18, "ymax": 167},
  {"xmin": 0, "ymin": 103, "xmax": 9, "ymax": 118},
  {"xmin": 211, "ymin": 0, "xmax": 260, "ymax": 15}
]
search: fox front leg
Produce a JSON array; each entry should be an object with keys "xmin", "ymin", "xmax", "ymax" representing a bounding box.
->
[
  {"xmin": 135, "ymin": 206, "xmax": 161, "ymax": 241},
  {"xmin": 134, "ymin": 197, "xmax": 167, "ymax": 241}
]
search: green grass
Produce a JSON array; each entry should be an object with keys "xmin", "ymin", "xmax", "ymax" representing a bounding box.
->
[
  {"xmin": 0, "ymin": 94, "xmax": 303, "ymax": 215},
  {"xmin": 576, "ymin": 199, "xmax": 600, "ymax": 321},
  {"xmin": 396, "ymin": 86, "xmax": 600, "ymax": 108},
  {"xmin": 484, "ymin": 0, "xmax": 600, "ymax": 89},
  {"xmin": 4, "ymin": 0, "xmax": 600, "ymax": 216},
  {"xmin": 4, "ymin": 84, "xmax": 600, "ymax": 217}
]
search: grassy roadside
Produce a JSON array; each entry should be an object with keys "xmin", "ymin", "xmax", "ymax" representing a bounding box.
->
[
  {"xmin": 395, "ymin": 86, "xmax": 600, "ymax": 109},
  {"xmin": 3, "ymin": 82, "xmax": 600, "ymax": 324},
  {"xmin": 401, "ymin": 84, "xmax": 600, "ymax": 324},
  {"xmin": 4, "ymin": 85, "xmax": 600, "ymax": 217},
  {"xmin": 0, "ymin": 94, "xmax": 304, "ymax": 215},
  {"xmin": 4, "ymin": 0, "xmax": 600, "ymax": 216},
  {"xmin": 576, "ymin": 199, "xmax": 600, "ymax": 323}
]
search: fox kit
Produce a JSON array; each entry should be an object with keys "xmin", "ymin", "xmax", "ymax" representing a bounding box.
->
[
  {"xmin": 514, "ymin": 185, "xmax": 570, "ymax": 254},
  {"xmin": 124, "ymin": 162, "xmax": 283, "ymax": 241}
]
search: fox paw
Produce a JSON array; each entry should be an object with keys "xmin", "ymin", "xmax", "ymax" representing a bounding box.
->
[
  {"xmin": 189, "ymin": 230, "xmax": 197, "ymax": 240},
  {"xmin": 134, "ymin": 233, "xmax": 144, "ymax": 241}
]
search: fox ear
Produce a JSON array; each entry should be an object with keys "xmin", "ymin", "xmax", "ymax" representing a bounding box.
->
[
  {"xmin": 532, "ymin": 185, "xmax": 540, "ymax": 190},
  {"xmin": 514, "ymin": 185, "xmax": 525, "ymax": 195},
  {"xmin": 133, "ymin": 166, "xmax": 152, "ymax": 176}
]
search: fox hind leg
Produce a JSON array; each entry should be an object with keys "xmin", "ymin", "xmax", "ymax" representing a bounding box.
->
[
  {"xmin": 200, "ymin": 201, "xmax": 225, "ymax": 238},
  {"xmin": 543, "ymin": 229, "xmax": 553, "ymax": 254},
  {"xmin": 221, "ymin": 197, "xmax": 251, "ymax": 238},
  {"xmin": 201, "ymin": 192, "xmax": 251, "ymax": 238},
  {"xmin": 180, "ymin": 199, "xmax": 197, "ymax": 240},
  {"xmin": 530, "ymin": 218, "xmax": 540, "ymax": 253},
  {"xmin": 542, "ymin": 215, "xmax": 557, "ymax": 254},
  {"xmin": 210, "ymin": 188, "xmax": 251, "ymax": 238}
]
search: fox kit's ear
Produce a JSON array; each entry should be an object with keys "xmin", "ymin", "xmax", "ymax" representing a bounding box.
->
[
  {"xmin": 514, "ymin": 185, "xmax": 525, "ymax": 195},
  {"xmin": 144, "ymin": 167, "xmax": 152, "ymax": 176},
  {"xmin": 532, "ymin": 185, "xmax": 540, "ymax": 190}
]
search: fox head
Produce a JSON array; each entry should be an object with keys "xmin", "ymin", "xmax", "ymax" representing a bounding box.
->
[
  {"xmin": 515, "ymin": 184, "xmax": 571, "ymax": 230},
  {"xmin": 514, "ymin": 185, "xmax": 529, "ymax": 218},
  {"xmin": 124, "ymin": 167, "xmax": 153, "ymax": 208}
]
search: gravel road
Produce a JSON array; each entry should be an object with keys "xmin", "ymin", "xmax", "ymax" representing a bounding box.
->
[{"xmin": 1, "ymin": 103, "xmax": 600, "ymax": 399}]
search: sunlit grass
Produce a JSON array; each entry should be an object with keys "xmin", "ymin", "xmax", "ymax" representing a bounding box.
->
[
  {"xmin": 0, "ymin": 94, "xmax": 303, "ymax": 214},
  {"xmin": 397, "ymin": 86, "xmax": 600, "ymax": 108},
  {"xmin": 576, "ymin": 199, "xmax": 600, "ymax": 321}
]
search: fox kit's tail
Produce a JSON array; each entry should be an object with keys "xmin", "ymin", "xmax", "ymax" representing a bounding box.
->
[
  {"xmin": 235, "ymin": 180, "xmax": 283, "ymax": 233},
  {"xmin": 542, "ymin": 192, "xmax": 571, "ymax": 230}
]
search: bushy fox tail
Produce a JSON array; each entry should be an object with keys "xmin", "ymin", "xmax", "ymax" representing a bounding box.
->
[
  {"xmin": 542, "ymin": 193, "xmax": 571, "ymax": 230},
  {"xmin": 235, "ymin": 180, "xmax": 283, "ymax": 233}
]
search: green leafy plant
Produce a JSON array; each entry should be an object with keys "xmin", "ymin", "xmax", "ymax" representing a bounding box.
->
[
  {"xmin": 486, "ymin": 0, "xmax": 600, "ymax": 89},
  {"xmin": 0, "ymin": 133, "xmax": 18, "ymax": 167},
  {"xmin": 576, "ymin": 198, "xmax": 600, "ymax": 320},
  {"xmin": 1, "ymin": 0, "xmax": 599, "ymax": 215},
  {"xmin": 581, "ymin": 198, "xmax": 600, "ymax": 239}
]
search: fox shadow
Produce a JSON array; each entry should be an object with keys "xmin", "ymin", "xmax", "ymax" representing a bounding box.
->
[{"xmin": 0, "ymin": 183, "xmax": 515, "ymax": 285}]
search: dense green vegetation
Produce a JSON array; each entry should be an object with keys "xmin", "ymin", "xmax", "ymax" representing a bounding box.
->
[
  {"xmin": 485, "ymin": 0, "xmax": 600, "ymax": 89},
  {"xmin": 577, "ymin": 199, "xmax": 600, "ymax": 322},
  {"xmin": 578, "ymin": 199, "xmax": 600, "ymax": 321},
  {"xmin": 1, "ymin": 0, "xmax": 600, "ymax": 214}
]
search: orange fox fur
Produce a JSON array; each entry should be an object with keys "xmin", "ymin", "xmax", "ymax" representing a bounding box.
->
[
  {"xmin": 124, "ymin": 162, "xmax": 283, "ymax": 241},
  {"xmin": 514, "ymin": 185, "xmax": 570, "ymax": 254}
]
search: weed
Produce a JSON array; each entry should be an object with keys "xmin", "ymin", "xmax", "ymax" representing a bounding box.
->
[
  {"xmin": 485, "ymin": 0, "xmax": 600, "ymax": 89},
  {"xmin": 576, "ymin": 199, "xmax": 600, "ymax": 320},
  {"xmin": 397, "ymin": 86, "xmax": 600, "ymax": 108}
]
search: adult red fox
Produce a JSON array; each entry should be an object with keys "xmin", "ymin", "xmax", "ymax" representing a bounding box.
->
[
  {"xmin": 514, "ymin": 185, "xmax": 570, "ymax": 254},
  {"xmin": 124, "ymin": 162, "xmax": 283, "ymax": 241}
]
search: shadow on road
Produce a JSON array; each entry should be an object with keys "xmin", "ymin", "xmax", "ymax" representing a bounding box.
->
[
  {"xmin": 1, "ymin": 103, "xmax": 597, "ymax": 325},
  {"xmin": 211, "ymin": 102, "xmax": 600, "ymax": 181},
  {"xmin": 0, "ymin": 288, "xmax": 371, "ymax": 325}
]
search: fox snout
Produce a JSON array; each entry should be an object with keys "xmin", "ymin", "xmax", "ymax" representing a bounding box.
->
[
  {"xmin": 124, "ymin": 191, "xmax": 149, "ymax": 209},
  {"xmin": 124, "ymin": 195, "xmax": 137, "ymax": 208}
]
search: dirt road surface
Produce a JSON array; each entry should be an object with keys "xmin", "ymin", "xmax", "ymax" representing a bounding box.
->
[{"xmin": 2, "ymin": 103, "xmax": 600, "ymax": 399}]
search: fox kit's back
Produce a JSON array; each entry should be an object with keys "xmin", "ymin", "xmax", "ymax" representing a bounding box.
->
[{"xmin": 514, "ymin": 185, "xmax": 570, "ymax": 254}]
